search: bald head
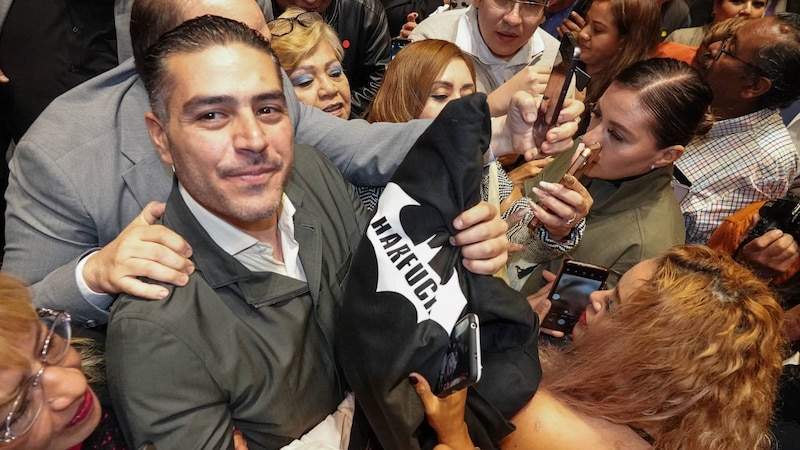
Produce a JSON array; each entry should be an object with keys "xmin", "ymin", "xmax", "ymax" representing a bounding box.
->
[{"xmin": 131, "ymin": 0, "xmax": 271, "ymax": 75}]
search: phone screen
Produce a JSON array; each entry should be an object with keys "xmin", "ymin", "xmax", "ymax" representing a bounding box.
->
[
  {"xmin": 543, "ymin": 261, "xmax": 608, "ymax": 333},
  {"xmin": 390, "ymin": 38, "xmax": 410, "ymax": 59},
  {"xmin": 435, "ymin": 314, "xmax": 481, "ymax": 397},
  {"xmin": 533, "ymin": 34, "xmax": 580, "ymax": 147}
]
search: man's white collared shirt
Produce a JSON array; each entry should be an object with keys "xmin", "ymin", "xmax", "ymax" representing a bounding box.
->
[{"xmin": 179, "ymin": 184, "xmax": 307, "ymax": 281}]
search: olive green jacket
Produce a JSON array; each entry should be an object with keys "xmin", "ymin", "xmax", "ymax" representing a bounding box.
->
[{"xmin": 519, "ymin": 149, "xmax": 685, "ymax": 294}]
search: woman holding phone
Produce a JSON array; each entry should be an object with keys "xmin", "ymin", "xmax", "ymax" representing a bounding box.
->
[
  {"xmin": 367, "ymin": 39, "xmax": 595, "ymax": 266},
  {"xmin": 558, "ymin": 0, "xmax": 662, "ymax": 134},
  {"xmin": 271, "ymin": 30, "xmax": 593, "ymax": 265},
  {"xmin": 512, "ymin": 57, "xmax": 714, "ymax": 293},
  {"xmin": 412, "ymin": 245, "xmax": 785, "ymax": 449}
]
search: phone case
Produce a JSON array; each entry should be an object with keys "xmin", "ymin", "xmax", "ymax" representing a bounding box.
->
[
  {"xmin": 533, "ymin": 34, "xmax": 581, "ymax": 147},
  {"xmin": 542, "ymin": 260, "xmax": 609, "ymax": 333},
  {"xmin": 435, "ymin": 313, "xmax": 482, "ymax": 397}
]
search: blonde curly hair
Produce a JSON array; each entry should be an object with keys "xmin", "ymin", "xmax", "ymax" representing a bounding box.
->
[
  {"xmin": 269, "ymin": 7, "xmax": 344, "ymax": 74},
  {"xmin": 0, "ymin": 273, "xmax": 103, "ymax": 406},
  {"xmin": 541, "ymin": 245, "xmax": 786, "ymax": 449}
]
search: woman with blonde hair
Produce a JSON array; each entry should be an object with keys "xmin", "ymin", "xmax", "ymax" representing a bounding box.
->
[
  {"xmin": 413, "ymin": 245, "xmax": 786, "ymax": 449},
  {"xmin": 0, "ymin": 274, "xmax": 107, "ymax": 449},
  {"xmin": 269, "ymin": 8, "xmax": 352, "ymax": 119}
]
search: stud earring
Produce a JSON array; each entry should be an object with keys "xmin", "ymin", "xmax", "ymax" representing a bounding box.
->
[{"xmin": 650, "ymin": 164, "xmax": 656, "ymax": 170}]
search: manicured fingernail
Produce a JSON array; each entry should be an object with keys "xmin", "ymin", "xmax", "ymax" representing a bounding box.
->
[
  {"xmin": 409, "ymin": 375, "xmax": 418, "ymax": 385},
  {"xmin": 532, "ymin": 187, "xmax": 546, "ymax": 198},
  {"xmin": 539, "ymin": 181, "xmax": 557, "ymax": 190}
]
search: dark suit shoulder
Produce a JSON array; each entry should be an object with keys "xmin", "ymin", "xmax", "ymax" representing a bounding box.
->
[{"xmin": 109, "ymin": 276, "xmax": 217, "ymax": 331}]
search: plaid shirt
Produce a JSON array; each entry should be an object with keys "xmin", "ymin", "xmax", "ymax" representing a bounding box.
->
[{"xmin": 678, "ymin": 108, "xmax": 799, "ymax": 244}]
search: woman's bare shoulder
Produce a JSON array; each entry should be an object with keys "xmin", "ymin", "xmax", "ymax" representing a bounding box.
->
[{"xmin": 499, "ymin": 390, "xmax": 651, "ymax": 450}]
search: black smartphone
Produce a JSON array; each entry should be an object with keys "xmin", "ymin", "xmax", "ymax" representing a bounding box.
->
[
  {"xmin": 434, "ymin": 313, "xmax": 482, "ymax": 398},
  {"xmin": 542, "ymin": 260, "xmax": 609, "ymax": 334},
  {"xmin": 571, "ymin": 0, "xmax": 593, "ymax": 19},
  {"xmin": 390, "ymin": 37, "xmax": 411, "ymax": 59},
  {"xmin": 533, "ymin": 34, "xmax": 581, "ymax": 148}
]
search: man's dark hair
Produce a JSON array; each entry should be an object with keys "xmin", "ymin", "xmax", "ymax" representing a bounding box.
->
[
  {"xmin": 130, "ymin": 0, "xmax": 188, "ymax": 77},
  {"xmin": 140, "ymin": 14, "xmax": 279, "ymax": 120},
  {"xmin": 748, "ymin": 13, "xmax": 800, "ymax": 110}
]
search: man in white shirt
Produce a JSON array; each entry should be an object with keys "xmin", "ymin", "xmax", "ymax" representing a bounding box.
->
[{"xmin": 410, "ymin": 0, "xmax": 559, "ymax": 115}]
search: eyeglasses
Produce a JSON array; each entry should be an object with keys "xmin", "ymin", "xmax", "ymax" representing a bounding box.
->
[
  {"xmin": 488, "ymin": 0, "xmax": 549, "ymax": 18},
  {"xmin": 268, "ymin": 12, "xmax": 324, "ymax": 37},
  {"xmin": 1, "ymin": 309, "xmax": 72, "ymax": 444},
  {"xmin": 714, "ymin": 33, "xmax": 759, "ymax": 72}
]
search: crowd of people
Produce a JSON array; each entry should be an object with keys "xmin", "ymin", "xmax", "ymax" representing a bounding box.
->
[{"xmin": 0, "ymin": 0, "xmax": 800, "ymax": 448}]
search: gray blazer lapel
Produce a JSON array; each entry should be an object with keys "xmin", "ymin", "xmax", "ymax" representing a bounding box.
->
[
  {"xmin": 118, "ymin": 74, "xmax": 174, "ymax": 208},
  {"xmin": 121, "ymin": 155, "xmax": 173, "ymax": 208}
]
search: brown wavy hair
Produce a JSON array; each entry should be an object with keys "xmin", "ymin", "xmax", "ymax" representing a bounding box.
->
[
  {"xmin": 365, "ymin": 39, "xmax": 476, "ymax": 122},
  {"xmin": 540, "ymin": 245, "xmax": 785, "ymax": 449},
  {"xmin": 582, "ymin": 0, "xmax": 662, "ymax": 107}
]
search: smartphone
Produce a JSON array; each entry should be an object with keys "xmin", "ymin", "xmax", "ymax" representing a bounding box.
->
[
  {"xmin": 390, "ymin": 37, "xmax": 411, "ymax": 59},
  {"xmin": 672, "ymin": 180, "xmax": 690, "ymax": 203},
  {"xmin": 526, "ymin": 142, "xmax": 601, "ymax": 232},
  {"xmin": 542, "ymin": 260, "xmax": 609, "ymax": 334},
  {"xmin": 434, "ymin": 313, "xmax": 482, "ymax": 398},
  {"xmin": 672, "ymin": 166, "xmax": 692, "ymax": 203},
  {"xmin": 571, "ymin": 0, "xmax": 593, "ymax": 19},
  {"xmin": 533, "ymin": 34, "xmax": 580, "ymax": 148}
]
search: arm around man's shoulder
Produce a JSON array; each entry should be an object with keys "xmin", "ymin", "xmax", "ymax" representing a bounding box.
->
[
  {"xmin": 294, "ymin": 105, "xmax": 431, "ymax": 186},
  {"xmin": 4, "ymin": 133, "xmax": 111, "ymax": 325},
  {"xmin": 4, "ymin": 59, "xmax": 156, "ymax": 326}
]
